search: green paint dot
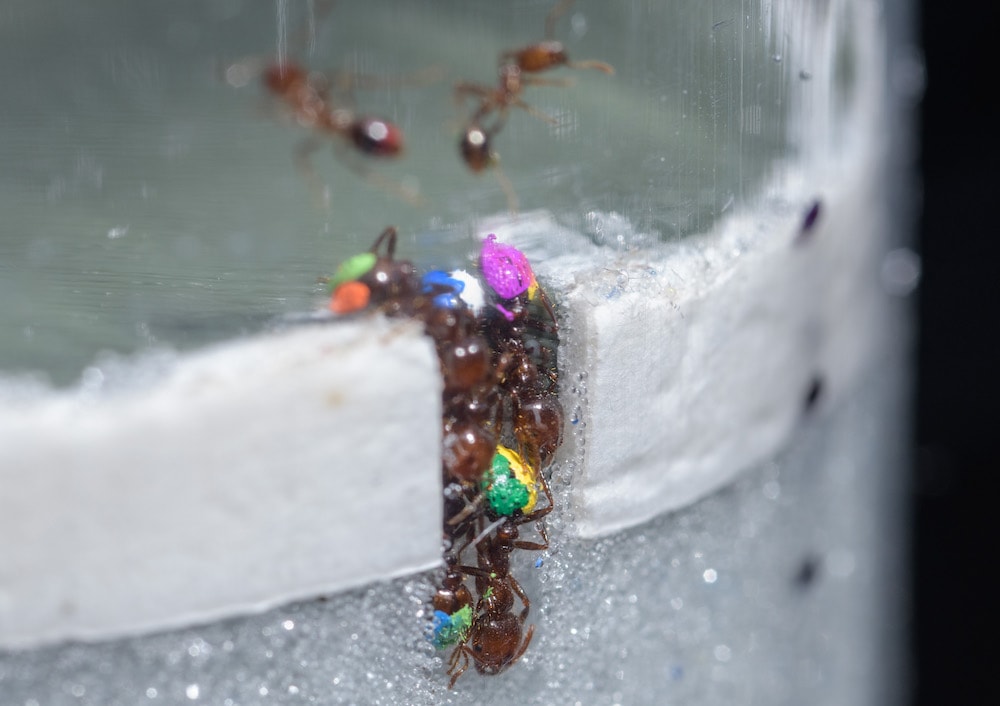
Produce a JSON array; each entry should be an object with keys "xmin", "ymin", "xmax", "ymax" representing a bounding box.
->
[
  {"xmin": 491, "ymin": 451, "xmax": 511, "ymax": 476},
  {"xmin": 329, "ymin": 252, "xmax": 377, "ymax": 290},
  {"xmin": 433, "ymin": 605, "xmax": 472, "ymax": 649},
  {"xmin": 483, "ymin": 462, "xmax": 530, "ymax": 516}
]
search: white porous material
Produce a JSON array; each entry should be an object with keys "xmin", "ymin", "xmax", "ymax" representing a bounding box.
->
[
  {"xmin": 0, "ymin": 317, "xmax": 442, "ymax": 649},
  {"xmin": 489, "ymin": 167, "xmax": 887, "ymax": 539},
  {"xmin": 482, "ymin": 0, "xmax": 890, "ymax": 540}
]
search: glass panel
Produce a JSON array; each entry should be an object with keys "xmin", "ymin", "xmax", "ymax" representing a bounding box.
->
[{"xmin": 2, "ymin": 0, "xmax": 802, "ymax": 385}]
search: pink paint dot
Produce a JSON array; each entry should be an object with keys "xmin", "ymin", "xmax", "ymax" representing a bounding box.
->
[{"xmin": 479, "ymin": 234, "xmax": 535, "ymax": 299}]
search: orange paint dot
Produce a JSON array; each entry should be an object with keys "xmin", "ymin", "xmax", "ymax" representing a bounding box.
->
[{"xmin": 329, "ymin": 281, "xmax": 371, "ymax": 314}]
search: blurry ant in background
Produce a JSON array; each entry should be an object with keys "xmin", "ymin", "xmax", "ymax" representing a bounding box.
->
[
  {"xmin": 455, "ymin": 0, "xmax": 614, "ymax": 211},
  {"xmin": 224, "ymin": 2, "xmax": 428, "ymax": 206}
]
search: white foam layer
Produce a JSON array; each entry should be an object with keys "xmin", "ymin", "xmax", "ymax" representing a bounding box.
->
[
  {"xmin": 489, "ymin": 156, "xmax": 889, "ymax": 540},
  {"xmin": 0, "ymin": 317, "xmax": 442, "ymax": 649}
]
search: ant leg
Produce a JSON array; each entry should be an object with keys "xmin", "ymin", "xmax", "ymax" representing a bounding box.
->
[
  {"xmin": 521, "ymin": 471, "xmax": 555, "ymax": 525},
  {"xmin": 511, "ymin": 97, "xmax": 560, "ymax": 126},
  {"xmin": 507, "ymin": 623, "xmax": 535, "ymax": 669},
  {"xmin": 447, "ymin": 646, "xmax": 470, "ymax": 689},
  {"xmin": 446, "ymin": 489, "xmax": 483, "ymax": 529},
  {"xmin": 295, "ymin": 135, "xmax": 332, "ymax": 210},
  {"xmin": 332, "ymin": 142, "xmax": 423, "ymax": 206},
  {"xmin": 493, "ymin": 163, "xmax": 520, "ymax": 214},
  {"xmin": 507, "ymin": 573, "xmax": 532, "ymax": 619},
  {"xmin": 536, "ymin": 284, "xmax": 559, "ymax": 326},
  {"xmin": 521, "ymin": 76, "xmax": 576, "ymax": 89},
  {"xmin": 513, "ymin": 519, "xmax": 549, "ymax": 553},
  {"xmin": 454, "ymin": 82, "xmax": 494, "ymax": 104},
  {"xmin": 456, "ymin": 564, "xmax": 492, "ymax": 581},
  {"xmin": 454, "ymin": 82, "xmax": 497, "ymax": 122},
  {"xmin": 566, "ymin": 59, "xmax": 616, "ymax": 75},
  {"xmin": 339, "ymin": 64, "xmax": 446, "ymax": 93}
]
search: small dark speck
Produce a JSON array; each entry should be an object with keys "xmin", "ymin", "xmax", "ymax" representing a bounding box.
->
[
  {"xmin": 794, "ymin": 555, "xmax": 822, "ymax": 589},
  {"xmin": 803, "ymin": 374, "xmax": 824, "ymax": 414},
  {"xmin": 799, "ymin": 70, "xmax": 813, "ymax": 80},
  {"xmin": 795, "ymin": 199, "xmax": 823, "ymax": 244},
  {"xmin": 670, "ymin": 665, "xmax": 685, "ymax": 681}
]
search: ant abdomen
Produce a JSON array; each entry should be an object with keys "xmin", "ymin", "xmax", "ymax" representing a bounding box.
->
[
  {"xmin": 349, "ymin": 117, "xmax": 404, "ymax": 157},
  {"xmin": 442, "ymin": 419, "xmax": 497, "ymax": 483},
  {"xmin": 514, "ymin": 393, "xmax": 564, "ymax": 464}
]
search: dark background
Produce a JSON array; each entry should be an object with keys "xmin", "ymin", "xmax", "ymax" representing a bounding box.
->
[{"xmin": 913, "ymin": 1, "xmax": 997, "ymax": 703}]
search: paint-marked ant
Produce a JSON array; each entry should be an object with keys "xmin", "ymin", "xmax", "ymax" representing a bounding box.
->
[
  {"xmin": 446, "ymin": 503, "xmax": 552, "ymax": 688},
  {"xmin": 429, "ymin": 560, "xmax": 475, "ymax": 651},
  {"xmin": 454, "ymin": 0, "xmax": 613, "ymax": 210},
  {"xmin": 326, "ymin": 231, "xmax": 563, "ymax": 687}
]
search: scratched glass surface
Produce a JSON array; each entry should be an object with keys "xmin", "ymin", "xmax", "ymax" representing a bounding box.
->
[{"xmin": 0, "ymin": 0, "xmax": 796, "ymax": 385}]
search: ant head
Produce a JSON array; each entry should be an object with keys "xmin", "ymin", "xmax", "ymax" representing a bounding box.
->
[
  {"xmin": 495, "ymin": 521, "xmax": 520, "ymax": 543},
  {"xmin": 460, "ymin": 126, "xmax": 497, "ymax": 172},
  {"xmin": 351, "ymin": 118, "xmax": 404, "ymax": 157},
  {"xmin": 513, "ymin": 41, "xmax": 568, "ymax": 73}
]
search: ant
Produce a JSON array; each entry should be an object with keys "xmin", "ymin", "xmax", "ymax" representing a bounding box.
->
[
  {"xmin": 325, "ymin": 226, "xmax": 423, "ymax": 314},
  {"xmin": 324, "ymin": 230, "xmax": 562, "ymax": 688},
  {"xmin": 454, "ymin": 0, "xmax": 613, "ymax": 209},
  {"xmin": 428, "ymin": 560, "xmax": 475, "ymax": 651},
  {"xmin": 496, "ymin": 335, "xmax": 564, "ymax": 466},
  {"xmin": 225, "ymin": 1, "xmax": 423, "ymax": 206},
  {"xmin": 327, "ymin": 229, "xmax": 503, "ymax": 505},
  {"xmin": 477, "ymin": 235, "xmax": 564, "ymax": 466},
  {"xmin": 445, "ymin": 443, "xmax": 555, "ymax": 575},
  {"xmin": 417, "ymin": 277, "xmax": 503, "ymax": 487},
  {"xmin": 446, "ymin": 507, "xmax": 551, "ymax": 688},
  {"xmin": 260, "ymin": 62, "xmax": 404, "ymax": 158},
  {"xmin": 256, "ymin": 61, "xmax": 423, "ymax": 205}
]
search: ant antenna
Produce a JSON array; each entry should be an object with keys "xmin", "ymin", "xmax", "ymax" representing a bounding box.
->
[{"xmin": 472, "ymin": 517, "xmax": 507, "ymax": 548}]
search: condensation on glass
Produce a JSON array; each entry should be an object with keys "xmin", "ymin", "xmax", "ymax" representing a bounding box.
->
[{"xmin": 0, "ymin": 1, "xmax": 913, "ymax": 704}]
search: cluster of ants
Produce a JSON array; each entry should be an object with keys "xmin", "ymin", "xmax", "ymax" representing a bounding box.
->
[
  {"xmin": 230, "ymin": 0, "xmax": 613, "ymax": 210},
  {"xmin": 266, "ymin": 0, "xmax": 592, "ymax": 687},
  {"xmin": 325, "ymin": 226, "xmax": 564, "ymax": 687}
]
